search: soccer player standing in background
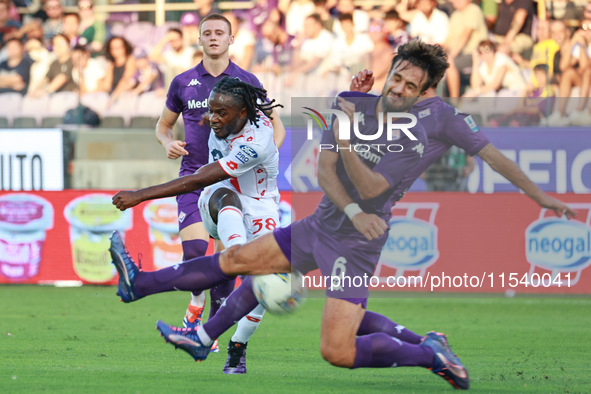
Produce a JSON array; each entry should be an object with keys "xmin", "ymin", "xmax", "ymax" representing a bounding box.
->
[{"xmin": 154, "ymin": 13, "xmax": 285, "ymax": 373}]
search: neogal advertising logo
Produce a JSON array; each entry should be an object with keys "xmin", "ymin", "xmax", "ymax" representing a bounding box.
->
[
  {"xmin": 377, "ymin": 203, "xmax": 440, "ymax": 281},
  {"xmin": 302, "ymin": 107, "xmax": 418, "ymax": 152},
  {"xmin": 525, "ymin": 204, "xmax": 591, "ymax": 286}
]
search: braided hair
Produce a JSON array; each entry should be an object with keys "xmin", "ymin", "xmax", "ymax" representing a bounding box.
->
[{"xmin": 211, "ymin": 77, "xmax": 283, "ymax": 127}]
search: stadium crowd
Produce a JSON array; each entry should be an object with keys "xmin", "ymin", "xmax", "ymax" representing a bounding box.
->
[{"xmin": 0, "ymin": 0, "xmax": 590, "ymax": 127}]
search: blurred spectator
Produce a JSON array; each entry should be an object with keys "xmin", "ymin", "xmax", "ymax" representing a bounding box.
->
[
  {"xmin": 285, "ymin": 13, "xmax": 333, "ymax": 94},
  {"xmin": 252, "ymin": 17, "xmax": 294, "ymax": 75},
  {"xmin": 551, "ymin": 20, "xmax": 571, "ymax": 84},
  {"xmin": 367, "ymin": 18, "xmax": 394, "ymax": 94},
  {"xmin": 150, "ymin": 27, "xmax": 195, "ymax": 88},
  {"xmin": 71, "ymin": 44, "xmax": 105, "ymax": 94},
  {"xmin": 397, "ymin": 0, "xmax": 449, "ymax": 45},
  {"xmin": 249, "ymin": 0, "xmax": 280, "ymax": 33},
  {"xmin": 489, "ymin": 64, "xmax": 556, "ymax": 127},
  {"xmin": 78, "ymin": 0, "xmax": 105, "ymax": 55},
  {"xmin": 24, "ymin": 37, "xmax": 53, "ymax": 94},
  {"xmin": 180, "ymin": 12, "xmax": 200, "ymax": 50},
  {"xmin": 225, "ymin": 11, "xmax": 255, "ymax": 71},
  {"xmin": 42, "ymin": 0, "xmax": 64, "ymax": 44},
  {"xmin": 323, "ymin": 13, "xmax": 372, "ymax": 82},
  {"xmin": 464, "ymin": 39, "xmax": 526, "ymax": 97},
  {"xmin": 11, "ymin": 19, "xmax": 44, "ymax": 43},
  {"xmin": 332, "ymin": 0, "xmax": 370, "ymax": 37},
  {"xmin": 285, "ymin": 0, "xmax": 315, "ymax": 37},
  {"xmin": 102, "ymin": 36, "xmax": 135, "ymax": 103},
  {"xmin": 547, "ymin": 20, "xmax": 591, "ymax": 125},
  {"xmin": 129, "ymin": 47, "xmax": 164, "ymax": 96},
  {"xmin": 444, "ymin": 0, "xmax": 488, "ymax": 98},
  {"xmin": 481, "ymin": 0, "xmax": 497, "ymax": 30},
  {"xmin": 546, "ymin": 0, "xmax": 578, "ymax": 20},
  {"xmin": 513, "ymin": 18, "xmax": 559, "ymax": 85},
  {"xmin": 62, "ymin": 12, "xmax": 81, "ymax": 47},
  {"xmin": 194, "ymin": 0, "xmax": 221, "ymax": 20},
  {"xmin": 0, "ymin": 1, "xmax": 22, "ymax": 43},
  {"xmin": 0, "ymin": 38, "xmax": 32, "ymax": 94},
  {"xmin": 383, "ymin": 10, "xmax": 410, "ymax": 51},
  {"xmin": 312, "ymin": 0, "xmax": 335, "ymax": 32},
  {"xmin": 30, "ymin": 33, "xmax": 76, "ymax": 96},
  {"xmin": 422, "ymin": 146, "xmax": 475, "ymax": 191},
  {"xmin": 491, "ymin": 0, "xmax": 534, "ymax": 55}
]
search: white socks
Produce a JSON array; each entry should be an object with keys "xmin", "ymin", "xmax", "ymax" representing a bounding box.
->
[{"xmin": 218, "ymin": 206, "xmax": 247, "ymax": 248}]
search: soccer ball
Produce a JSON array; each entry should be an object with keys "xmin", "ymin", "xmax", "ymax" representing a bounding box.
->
[{"xmin": 252, "ymin": 272, "xmax": 306, "ymax": 315}]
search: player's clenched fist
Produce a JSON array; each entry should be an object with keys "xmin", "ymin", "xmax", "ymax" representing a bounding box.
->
[
  {"xmin": 351, "ymin": 212, "xmax": 388, "ymax": 241},
  {"xmin": 112, "ymin": 191, "xmax": 142, "ymax": 211}
]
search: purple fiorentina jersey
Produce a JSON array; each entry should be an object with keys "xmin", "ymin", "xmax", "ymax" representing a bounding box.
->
[
  {"xmin": 314, "ymin": 92, "xmax": 428, "ymax": 236},
  {"xmin": 165, "ymin": 61, "xmax": 264, "ymax": 176},
  {"xmin": 391, "ymin": 96, "xmax": 490, "ymax": 198}
]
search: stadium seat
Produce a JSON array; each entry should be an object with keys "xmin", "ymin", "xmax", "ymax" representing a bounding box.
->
[
  {"xmin": 81, "ymin": 92, "xmax": 110, "ymax": 117},
  {"xmin": 104, "ymin": 93, "xmax": 138, "ymax": 126},
  {"xmin": 41, "ymin": 116, "xmax": 63, "ymax": 128},
  {"xmin": 130, "ymin": 116, "xmax": 157, "ymax": 129},
  {"xmin": 47, "ymin": 91, "xmax": 80, "ymax": 117},
  {"xmin": 135, "ymin": 91, "xmax": 165, "ymax": 116},
  {"xmin": 19, "ymin": 95, "xmax": 49, "ymax": 125},
  {"xmin": 100, "ymin": 116, "xmax": 125, "ymax": 128},
  {"xmin": 0, "ymin": 117, "xmax": 8, "ymax": 128},
  {"xmin": 0, "ymin": 93, "xmax": 22, "ymax": 124},
  {"xmin": 13, "ymin": 116, "xmax": 38, "ymax": 128}
]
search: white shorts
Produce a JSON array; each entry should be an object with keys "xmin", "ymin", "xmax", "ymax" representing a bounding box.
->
[{"xmin": 198, "ymin": 183, "xmax": 279, "ymax": 242}]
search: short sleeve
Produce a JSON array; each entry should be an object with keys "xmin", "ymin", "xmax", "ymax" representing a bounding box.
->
[
  {"xmin": 165, "ymin": 76, "xmax": 182, "ymax": 114},
  {"xmin": 218, "ymin": 143, "xmax": 265, "ymax": 177},
  {"xmin": 441, "ymin": 111, "xmax": 490, "ymax": 156}
]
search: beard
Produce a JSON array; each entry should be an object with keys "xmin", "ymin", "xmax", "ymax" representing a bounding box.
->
[{"xmin": 380, "ymin": 93, "xmax": 419, "ymax": 113}]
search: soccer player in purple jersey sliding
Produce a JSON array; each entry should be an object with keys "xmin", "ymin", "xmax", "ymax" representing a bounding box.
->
[
  {"xmin": 153, "ymin": 13, "xmax": 285, "ymax": 372},
  {"xmin": 349, "ymin": 68, "xmax": 576, "ymax": 219},
  {"xmin": 110, "ymin": 41, "xmax": 472, "ymax": 389}
]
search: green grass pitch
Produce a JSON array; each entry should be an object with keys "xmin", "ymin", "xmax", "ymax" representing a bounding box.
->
[{"xmin": 1, "ymin": 285, "xmax": 590, "ymax": 393}]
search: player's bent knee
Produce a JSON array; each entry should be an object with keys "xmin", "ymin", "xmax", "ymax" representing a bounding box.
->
[{"xmin": 320, "ymin": 342, "xmax": 354, "ymax": 368}]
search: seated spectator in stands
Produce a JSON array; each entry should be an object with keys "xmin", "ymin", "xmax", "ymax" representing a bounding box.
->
[
  {"xmin": 102, "ymin": 36, "xmax": 136, "ymax": 103},
  {"xmin": 0, "ymin": 38, "xmax": 32, "ymax": 94},
  {"xmin": 396, "ymin": 0, "xmax": 449, "ymax": 45},
  {"xmin": 77, "ymin": 0, "xmax": 105, "ymax": 56},
  {"xmin": 464, "ymin": 40, "xmax": 526, "ymax": 97},
  {"xmin": 367, "ymin": 18, "xmax": 394, "ymax": 94},
  {"xmin": 550, "ymin": 20, "xmax": 571, "ymax": 85},
  {"xmin": 546, "ymin": 0, "xmax": 578, "ymax": 21},
  {"xmin": 312, "ymin": 0, "xmax": 335, "ymax": 32},
  {"xmin": 332, "ymin": 0, "xmax": 370, "ymax": 36},
  {"xmin": 24, "ymin": 37, "xmax": 53, "ymax": 94},
  {"xmin": 444, "ymin": 0, "xmax": 488, "ymax": 97},
  {"xmin": 0, "ymin": 1, "xmax": 21, "ymax": 43},
  {"xmin": 491, "ymin": 0, "xmax": 534, "ymax": 55},
  {"xmin": 42, "ymin": 0, "xmax": 64, "ymax": 44},
  {"xmin": 513, "ymin": 18, "xmax": 559, "ymax": 86},
  {"xmin": 129, "ymin": 47, "xmax": 164, "ymax": 96},
  {"xmin": 383, "ymin": 10, "xmax": 410, "ymax": 51},
  {"xmin": 547, "ymin": 20, "xmax": 591, "ymax": 125},
  {"xmin": 62, "ymin": 12, "xmax": 82, "ymax": 47},
  {"xmin": 322, "ymin": 13, "xmax": 372, "ymax": 82},
  {"xmin": 150, "ymin": 27, "xmax": 194, "ymax": 89},
  {"xmin": 249, "ymin": 0, "xmax": 281, "ymax": 34},
  {"xmin": 285, "ymin": 13, "xmax": 334, "ymax": 94},
  {"xmin": 29, "ymin": 33, "xmax": 76, "ymax": 96},
  {"xmin": 489, "ymin": 64, "xmax": 556, "ymax": 127},
  {"xmin": 180, "ymin": 12, "xmax": 200, "ymax": 50},
  {"xmin": 225, "ymin": 11, "xmax": 255, "ymax": 71},
  {"xmin": 252, "ymin": 17, "xmax": 294, "ymax": 75},
  {"xmin": 285, "ymin": 0, "xmax": 315, "ymax": 38},
  {"xmin": 71, "ymin": 44, "xmax": 105, "ymax": 95}
]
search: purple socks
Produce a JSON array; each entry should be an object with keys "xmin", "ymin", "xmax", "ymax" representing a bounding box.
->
[
  {"xmin": 352, "ymin": 333, "xmax": 434, "ymax": 368},
  {"xmin": 134, "ymin": 253, "xmax": 234, "ymax": 297},
  {"xmin": 209, "ymin": 278, "xmax": 237, "ymax": 318},
  {"xmin": 358, "ymin": 311, "xmax": 423, "ymax": 344}
]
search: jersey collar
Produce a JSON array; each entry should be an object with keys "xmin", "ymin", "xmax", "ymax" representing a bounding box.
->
[{"xmin": 195, "ymin": 60, "xmax": 236, "ymax": 77}]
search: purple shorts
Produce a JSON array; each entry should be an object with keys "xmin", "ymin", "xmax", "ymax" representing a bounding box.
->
[
  {"xmin": 273, "ymin": 215, "xmax": 384, "ymax": 302},
  {"xmin": 176, "ymin": 190, "xmax": 203, "ymax": 232}
]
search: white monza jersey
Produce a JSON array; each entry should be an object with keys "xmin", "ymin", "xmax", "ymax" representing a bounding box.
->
[
  {"xmin": 209, "ymin": 112, "xmax": 280, "ymax": 202},
  {"xmin": 199, "ymin": 112, "xmax": 280, "ymax": 241}
]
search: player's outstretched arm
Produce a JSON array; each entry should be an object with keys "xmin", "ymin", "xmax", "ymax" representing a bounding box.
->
[
  {"xmin": 270, "ymin": 108, "xmax": 287, "ymax": 148},
  {"xmin": 478, "ymin": 143, "xmax": 576, "ymax": 219},
  {"xmin": 112, "ymin": 162, "xmax": 230, "ymax": 211},
  {"xmin": 155, "ymin": 106, "xmax": 187, "ymax": 159}
]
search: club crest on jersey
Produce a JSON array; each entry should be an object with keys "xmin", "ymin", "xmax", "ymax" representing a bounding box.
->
[
  {"xmin": 187, "ymin": 79, "xmax": 201, "ymax": 86},
  {"xmin": 239, "ymin": 145, "xmax": 258, "ymax": 158},
  {"xmin": 418, "ymin": 109, "xmax": 431, "ymax": 119},
  {"xmin": 179, "ymin": 211, "xmax": 186, "ymax": 223}
]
